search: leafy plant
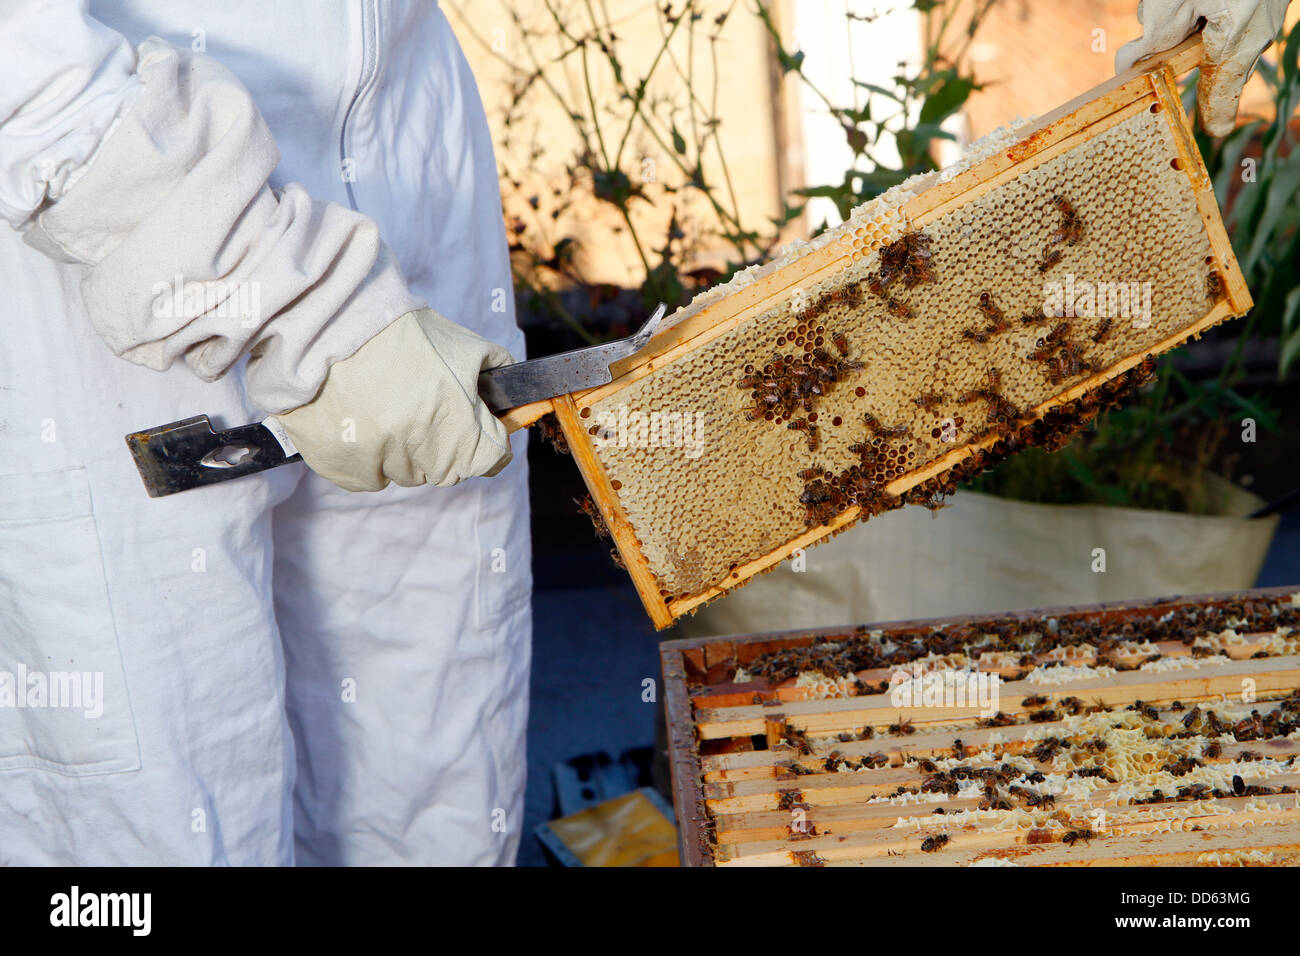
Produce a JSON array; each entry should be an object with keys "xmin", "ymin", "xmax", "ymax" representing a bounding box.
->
[
  {"xmin": 756, "ymin": 0, "xmax": 993, "ymax": 226},
  {"xmin": 453, "ymin": 0, "xmax": 805, "ymax": 341},
  {"xmin": 1190, "ymin": 19, "xmax": 1300, "ymax": 376},
  {"xmin": 456, "ymin": 0, "xmax": 991, "ymax": 339}
]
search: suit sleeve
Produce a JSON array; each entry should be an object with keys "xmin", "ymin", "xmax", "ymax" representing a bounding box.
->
[{"xmin": 0, "ymin": 0, "xmax": 420, "ymax": 413}]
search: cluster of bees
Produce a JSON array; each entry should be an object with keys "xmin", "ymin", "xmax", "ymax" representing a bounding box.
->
[
  {"xmin": 770, "ymin": 687, "xmax": 1300, "ymax": 856},
  {"xmin": 572, "ymin": 492, "xmax": 626, "ymax": 570},
  {"xmin": 917, "ymin": 760, "xmax": 1058, "ymax": 813},
  {"xmin": 735, "ymin": 594, "xmax": 1299, "ymax": 687},
  {"xmin": 1176, "ymin": 699, "xmax": 1300, "ymax": 742},
  {"xmin": 863, "ymin": 230, "xmax": 936, "ymax": 319},
  {"xmin": 737, "ymin": 327, "xmax": 864, "ymax": 453},
  {"xmin": 955, "ymin": 366, "xmax": 1029, "ymax": 439},
  {"xmin": 877, "ymin": 356, "xmax": 1160, "ymax": 526},
  {"xmin": 1023, "ymin": 316, "xmax": 1101, "ymax": 386},
  {"xmin": 795, "ymin": 426, "xmax": 911, "ymax": 528},
  {"xmin": 961, "ymin": 291, "xmax": 1012, "ymax": 343},
  {"xmin": 1037, "ymin": 194, "xmax": 1084, "ymax": 272}
]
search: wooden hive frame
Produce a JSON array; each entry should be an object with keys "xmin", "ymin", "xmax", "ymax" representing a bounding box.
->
[
  {"xmin": 507, "ymin": 36, "xmax": 1251, "ymax": 628},
  {"xmin": 660, "ymin": 586, "xmax": 1300, "ymax": 867}
]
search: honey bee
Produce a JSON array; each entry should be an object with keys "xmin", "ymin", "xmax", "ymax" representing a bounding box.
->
[
  {"xmin": 879, "ymin": 231, "xmax": 935, "ymax": 290},
  {"xmin": 977, "ymin": 292, "xmax": 1009, "ymax": 332},
  {"xmin": 1046, "ymin": 322, "xmax": 1071, "ymax": 344},
  {"xmin": 1032, "ymin": 738, "xmax": 1063, "ymax": 763},
  {"xmin": 1050, "ymin": 195, "xmax": 1084, "ymax": 245},
  {"xmin": 1037, "ymin": 248, "xmax": 1063, "ymax": 272},
  {"xmin": 952, "ymin": 739, "xmax": 967, "ymax": 759},
  {"xmin": 888, "ymin": 716, "xmax": 915, "ymax": 736},
  {"xmin": 832, "ymin": 332, "xmax": 850, "ymax": 355},
  {"xmin": 886, "ymin": 298, "xmax": 914, "ymax": 321},
  {"xmin": 978, "ymin": 712, "xmax": 1017, "ymax": 728},
  {"xmin": 920, "ymin": 834, "xmax": 950, "ymax": 853},
  {"xmin": 1206, "ymin": 270, "xmax": 1224, "ymax": 301},
  {"xmin": 912, "ymin": 392, "xmax": 945, "ymax": 409},
  {"xmin": 1061, "ymin": 828, "xmax": 1095, "ymax": 846},
  {"xmin": 574, "ymin": 495, "xmax": 611, "ymax": 539},
  {"xmin": 863, "ymin": 412, "xmax": 906, "ymax": 437},
  {"xmin": 1091, "ymin": 317, "xmax": 1113, "ymax": 344}
]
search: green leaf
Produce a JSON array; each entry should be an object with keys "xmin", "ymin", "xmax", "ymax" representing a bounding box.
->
[
  {"xmin": 852, "ymin": 79, "xmax": 904, "ymax": 103},
  {"xmin": 918, "ymin": 77, "xmax": 974, "ymax": 126},
  {"xmin": 1283, "ymin": 18, "xmax": 1300, "ymax": 83},
  {"xmin": 1279, "ymin": 285, "xmax": 1300, "ymax": 375},
  {"xmin": 1242, "ymin": 150, "xmax": 1300, "ymax": 276},
  {"xmin": 895, "ymin": 123, "xmax": 954, "ymax": 168},
  {"xmin": 776, "ymin": 46, "xmax": 805, "ymax": 75}
]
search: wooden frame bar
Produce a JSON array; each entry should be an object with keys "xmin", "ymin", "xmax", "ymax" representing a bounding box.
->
[{"xmin": 660, "ymin": 586, "xmax": 1300, "ymax": 867}]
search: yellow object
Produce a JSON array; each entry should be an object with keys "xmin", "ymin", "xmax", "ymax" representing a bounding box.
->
[{"xmin": 542, "ymin": 790, "xmax": 679, "ymax": 867}]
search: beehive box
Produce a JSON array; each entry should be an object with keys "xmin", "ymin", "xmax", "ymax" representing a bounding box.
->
[
  {"xmin": 660, "ymin": 587, "xmax": 1300, "ymax": 867},
  {"xmin": 511, "ymin": 37, "xmax": 1251, "ymax": 628}
]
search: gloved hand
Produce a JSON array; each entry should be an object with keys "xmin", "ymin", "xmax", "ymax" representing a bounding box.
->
[
  {"xmin": 275, "ymin": 308, "xmax": 515, "ymax": 491},
  {"xmin": 1116, "ymin": 0, "xmax": 1291, "ymax": 136}
]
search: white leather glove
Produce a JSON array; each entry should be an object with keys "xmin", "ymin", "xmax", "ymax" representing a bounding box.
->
[
  {"xmin": 1116, "ymin": 0, "xmax": 1291, "ymax": 136},
  {"xmin": 275, "ymin": 309, "xmax": 515, "ymax": 491}
]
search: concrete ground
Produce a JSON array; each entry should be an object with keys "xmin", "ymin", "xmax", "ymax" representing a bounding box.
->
[{"xmin": 516, "ymin": 510, "xmax": 1300, "ymax": 866}]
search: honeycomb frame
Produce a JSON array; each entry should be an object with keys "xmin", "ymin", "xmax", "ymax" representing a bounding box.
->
[
  {"xmin": 660, "ymin": 586, "xmax": 1300, "ymax": 867},
  {"xmin": 517, "ymin": 38, "xmax": 1251, "ymax": 629}
]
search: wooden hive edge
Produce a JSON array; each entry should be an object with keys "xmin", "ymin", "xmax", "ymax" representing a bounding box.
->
[{"xmin": 660, "ymin": 587, "xmax": 1300, "ymax": 864}]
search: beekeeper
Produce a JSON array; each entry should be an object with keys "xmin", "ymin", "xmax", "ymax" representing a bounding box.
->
[
  {"xmin": 0, "ymin": 0, "xmax": 1285, "ymax": 867},
  {"xmin": 1, "ymin": 0, "xmax": 528, "ymax": 865}
]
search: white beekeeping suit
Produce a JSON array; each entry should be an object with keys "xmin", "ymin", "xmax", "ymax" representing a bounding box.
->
[{"xmin": 0, "ymin": 0, "xmax": 531, "ymax": 865}]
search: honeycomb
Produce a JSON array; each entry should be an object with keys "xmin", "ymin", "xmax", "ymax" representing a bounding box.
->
[{"xmin": 579, "ymin": 102, "xmax": 1240, "ymax": 620}]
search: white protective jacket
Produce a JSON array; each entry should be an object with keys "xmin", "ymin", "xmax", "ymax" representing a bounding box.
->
[{"xmin": 0, "ymin": 0, "xmax": 532, "ymax": 865}]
